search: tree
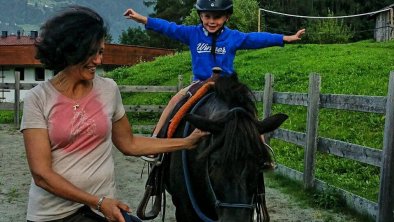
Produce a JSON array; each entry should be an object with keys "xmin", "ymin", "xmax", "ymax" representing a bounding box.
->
[
  {"xmin": 230, "ymin": 0, "xmax": 260, "ymax": 32},
  {"xmin": 143, "ymin": 0, "xmax": 195, "ymax": 50},
  {"xmin": 304, "ymin": 9, "xmax": 354, "ymax": 44},
  {"xmin": 105, "ymin": 33, "xmax": 113, "ymax": 43},
  {"xmin": 144, "ymin": 0, "xmax": 195, "ymax": 22},
  {"xmin": 119, "ymin": 27, "xmax": 150, "ymax": 46}
]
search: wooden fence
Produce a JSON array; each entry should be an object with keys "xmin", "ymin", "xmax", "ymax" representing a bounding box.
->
[
  {"xmin": 262, "ymin": 72, "xmax": 394, "ymax": 222},
  {"xmin": 1, "ymin": 72, "xmax": 394, "ymax": 222}
]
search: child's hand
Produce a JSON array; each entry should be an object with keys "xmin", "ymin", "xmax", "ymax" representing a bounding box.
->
[
  {"xmin": 294, "ymin": 29, "xmax": 306, "ymax": 39},
  {"xmin": 124, "ymin": 8, "xmax": 147, "ymax": 24},
  {"xmin": 283, "ymin": 29, "xmax": 306, "ymax": 43}
]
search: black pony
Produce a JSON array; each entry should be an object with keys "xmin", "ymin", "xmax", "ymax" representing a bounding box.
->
[{"xmin": 160, "ymin": 74, "xmax": 287, "ymax": 222}]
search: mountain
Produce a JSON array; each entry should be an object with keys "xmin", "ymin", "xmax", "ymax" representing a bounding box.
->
[{"xmin": 0, "ymin": 0, "xmax": 152, "ymax": 43}]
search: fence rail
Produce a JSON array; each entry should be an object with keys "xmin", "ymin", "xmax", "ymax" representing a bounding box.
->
[
  {"xmin": 0, "ymin": 82, "xmax": 38, "ymax": 90},
  {"xmin": 118, "ymin": 85, "xmax": 178, "ymax": 93},
  {"xmin": 273, "ymin": 128, "xmax": 382, "ymax": 167},
  {"xmin": 1, "ymin": 71, "xmax": 394, "ymax": 221}
]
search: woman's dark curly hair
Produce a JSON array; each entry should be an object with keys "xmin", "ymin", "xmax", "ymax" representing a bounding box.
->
[{"xmin": 35, "ymin": 5, "xmax": 108, "ymax": 71}]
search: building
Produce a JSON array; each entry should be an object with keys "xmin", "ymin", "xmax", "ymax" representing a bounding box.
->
[
  {"xmin": 0, "ymin": 31, "xmax": 174, "ymax": 102},
  {"xmin": 371, "ymin": 4, "xmax": 394, "ymax": 42}
]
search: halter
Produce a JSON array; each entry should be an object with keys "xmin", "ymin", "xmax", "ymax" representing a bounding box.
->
[
  {"xmin": 206, "ymin": 157, "xmax": 256, "ymax": 210},
  {"xmin": 182, "ymin": 93, "xmax": 265, "ymax": 222}
]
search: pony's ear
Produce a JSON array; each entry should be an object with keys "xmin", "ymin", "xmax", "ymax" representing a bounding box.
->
[
  {"xmin": 257, "ymin": 113, "xmax": 288, "ymax": 134},
  {"xmin": 184, "ymin": 113, "xmax": 224, "ymax": 134}
]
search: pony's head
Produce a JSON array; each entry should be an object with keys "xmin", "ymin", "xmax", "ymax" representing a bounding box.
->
[{"xmin": 185, "ymin": 110, "xmax": 287, "ymax": 221}]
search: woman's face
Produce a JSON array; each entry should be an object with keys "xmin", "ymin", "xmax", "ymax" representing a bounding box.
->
[
  {"xmin": 74, "ymin": 39, "xmax": 105, "ymax": 80},
  {"xmin": 199, "ymin": 12, "xmax": 229, "ymax": 33}
]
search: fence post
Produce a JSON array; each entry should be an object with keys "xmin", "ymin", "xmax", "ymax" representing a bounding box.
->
[
  {"xmin": 258, "ymin": 9, "xmax": 261, "ymax": 32},
  {"xmin": 303, "ymin": 73, "xmax": 321, "ymax": 189},
  {"xmin": 14, "ymin": 71, "xmax": 20, "ymax": 127},
  {"xmin": 262, "ymin": 73, "xmax": 274, "ymax": 143},
  {"xmin": 177, "ymin": 74, "xmax": 183, "ymax": 92},
  {"xmin": 377, "ymin": 71, "xmax": 394, "ymax": 222},
  {"xmin": 263, "ymin": 73, "xmax": 274, "ymax": 119}
]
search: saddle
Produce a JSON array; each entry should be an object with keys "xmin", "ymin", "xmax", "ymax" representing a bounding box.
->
[{"xmin": 136, "ymin": 72, "xmax": 218, "ymax": 221}]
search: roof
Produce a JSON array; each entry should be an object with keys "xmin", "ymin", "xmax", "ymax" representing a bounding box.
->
[{"xmin": 0, "ymin": 45, "xmax": 40, "ymax": 66}]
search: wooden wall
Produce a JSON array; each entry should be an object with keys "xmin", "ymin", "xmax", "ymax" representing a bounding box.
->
[
  {"xmin": 374, "ymin": 9, "xmax": 394, "ymax": 42},
  {"xmin": 0, "ymin": 43, "xmax": 175, "ymax": 66}
]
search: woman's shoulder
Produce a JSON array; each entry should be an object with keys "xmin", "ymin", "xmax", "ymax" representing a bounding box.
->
[
  {"xmin": 94, "ymin": 75, "xmax": 118, "ymax": 87},
  {"xmin": 93, "ymin": 76, "xmax": 120, "ymax": 96},
  {"xmin": 23, "ymin": 81, "xmax": 56, "ymax": 109},
  {"xmin": 26, "ymin": 81, "xmax": 53, "ymax": 98}
]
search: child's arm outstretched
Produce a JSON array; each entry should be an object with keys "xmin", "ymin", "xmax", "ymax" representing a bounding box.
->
[
  {"xmin": 124, "ymin": 8, "xmax": 147, "ymax": 24},
  {"xmin": 283, "ymin": 29, "xmax": 306, "ymax": 43},
  {"xmin": 123, "ymin": 7, "xmax": 193, "ymax": 45}
]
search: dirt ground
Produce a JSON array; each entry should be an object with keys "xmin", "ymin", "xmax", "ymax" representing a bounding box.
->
[{"xmin": 0, "ymin": 124, "xmax": 362, "ymax": 222}]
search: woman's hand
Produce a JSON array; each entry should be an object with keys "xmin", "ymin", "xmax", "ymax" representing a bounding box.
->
[
  {"xmin": 99, "ymin": 197, "xmax": 130, "ymax": 222},
  {"xmin": 123, "ymin": 8, "xmax": 147, "ymax": 24},
  {"xmin": 185, "ymin": 128, "xmax": 210, "ymax": 149}
]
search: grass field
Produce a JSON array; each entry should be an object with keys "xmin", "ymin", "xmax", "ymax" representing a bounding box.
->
[{"xmin": 106, "ymin": 40, "xmax": 394, "ymax": 205}]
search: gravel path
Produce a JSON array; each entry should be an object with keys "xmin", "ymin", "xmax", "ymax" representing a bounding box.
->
[{"xmin": 0, "ymin": 124, "xmax": 362, "ymax": 222}]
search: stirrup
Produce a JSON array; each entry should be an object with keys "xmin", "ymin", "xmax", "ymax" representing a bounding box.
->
[
  {"xmin": 141, "ymin": 154, "xmax": 164, "ymax": 166},
  {"xmin": 141, "ymin": 155, "xmax": 160, "ymax": 162}
]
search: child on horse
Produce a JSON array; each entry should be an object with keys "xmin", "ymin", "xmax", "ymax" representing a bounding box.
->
[{"xmin": 124, "ymin": 0, "xmax": 305, "ymax": 162}]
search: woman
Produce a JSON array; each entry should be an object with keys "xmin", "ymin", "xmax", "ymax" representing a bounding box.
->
[{"xmin": 21, "ymin": 6, "xmax": 206, "ymax": 222}]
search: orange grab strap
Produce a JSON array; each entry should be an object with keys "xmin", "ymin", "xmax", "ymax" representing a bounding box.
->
[{"xmin": 167, "ymin": 82, "xmax": 213, "ymax": 138}]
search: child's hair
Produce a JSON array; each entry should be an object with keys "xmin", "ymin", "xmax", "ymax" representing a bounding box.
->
[{"xmin": 195, "ymin": 0, "xmax": 233, "ymax": 15}]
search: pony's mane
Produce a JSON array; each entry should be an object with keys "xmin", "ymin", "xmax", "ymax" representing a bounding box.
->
[
  {"xmin": 214, "ymin": 74, "xmax": 257, "ymax": 115},
  {"xmin": 198, "ymin": 74, "xmax": 271, "ymax": 172}
]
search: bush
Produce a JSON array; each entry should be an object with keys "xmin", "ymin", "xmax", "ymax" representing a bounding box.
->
[
  {"xmin": 0, "ymin": 111, "xmax": 15, "ymax": 124},
  {"xmin": 304, "ymin": 9, "xmax": 354, "ymax": 44},
  {"xmin": 312, "ymin": 187, "xmax": 345, "ymax": 209}
]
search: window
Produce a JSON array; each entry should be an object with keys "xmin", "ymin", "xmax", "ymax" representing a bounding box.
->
[
  {"xmin": 15, "ymin": 68, "xmax": 25, "ymax": 81},
  {"xmin": 35, "ymin": 68, "xmax": 45, "ymax": 81}
]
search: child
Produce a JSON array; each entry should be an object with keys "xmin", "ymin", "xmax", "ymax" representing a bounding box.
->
[{"xmin": 124, "ymin": 0, "xmax": 305, "ymax": 162}]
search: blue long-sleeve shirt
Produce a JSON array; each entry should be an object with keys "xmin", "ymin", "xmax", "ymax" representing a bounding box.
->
[{"xmin": 146, "ymin": 17, "xmax": 284, "ymax": 81}]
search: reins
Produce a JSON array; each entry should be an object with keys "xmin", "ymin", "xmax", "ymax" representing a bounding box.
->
[{"xmin": 182, "ymin": 92, "xmax": 216, "ymax": 222}]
